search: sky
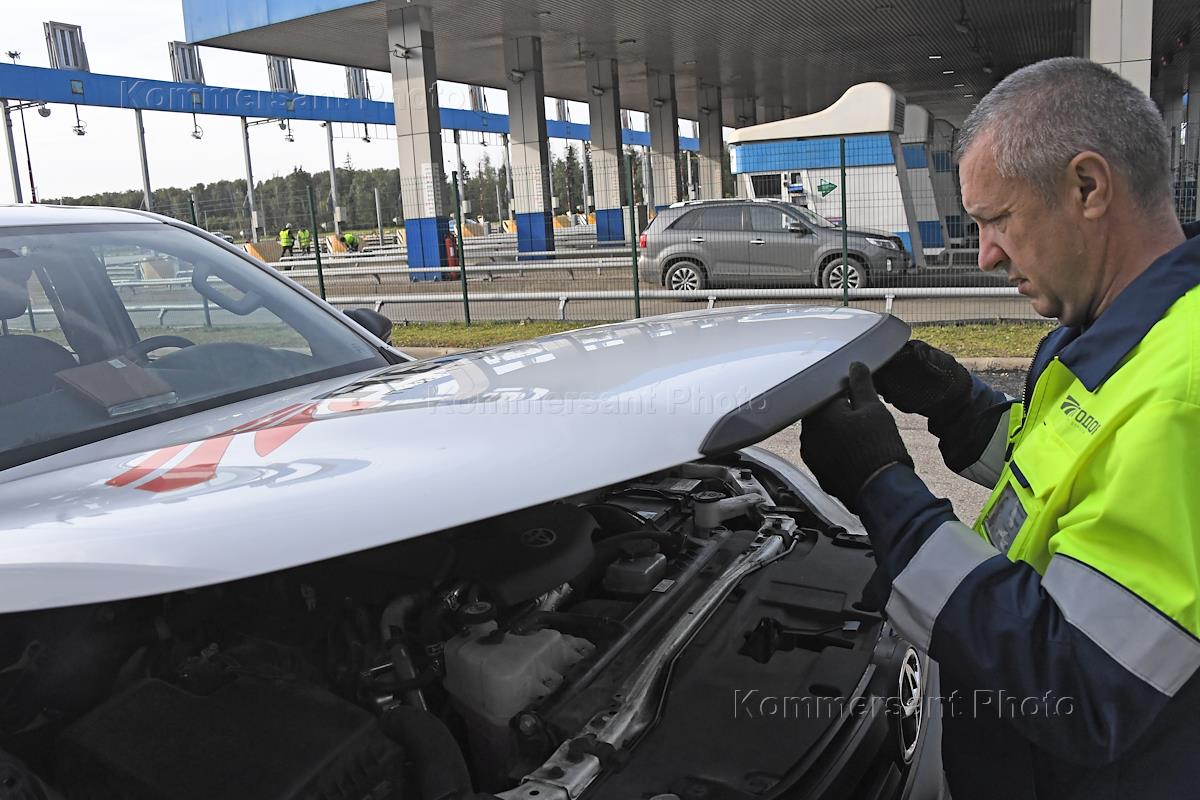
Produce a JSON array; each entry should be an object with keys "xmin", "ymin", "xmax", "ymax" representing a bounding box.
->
[{"xmin": 0, "ymin": 1, "xmax": 681, "ymax": 204}]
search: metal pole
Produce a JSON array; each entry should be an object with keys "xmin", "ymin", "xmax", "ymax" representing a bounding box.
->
[
  {"xmin": 453, "ymin": 129, "xmax": 467, "ymax": 210},
  {"xmin": 374, "ymin": 187, "xmax": 384, "ymax": 249},
  {"xmin": 327, "ymin": 122, "xmax": 342, "ymax": 236},
  {"xmin": 581, "ymin": 142, "xmax": 591, "ymax": 221},
  {"xmin": 626, "ymin": 153, "xmax": 641, "ymax": 319},
  {"xmin": 15, "ymin": 101, "xmax": 36, "ymax": 203},
  {"xmin": 642, "ymin": 145, "xmax": 655, "ymax": 212},
  {"xmin": 1, "ymin": 100, "xmax": 22, "ymax": 204},
  {"xmin": 840, "ymin": 136, "xmax": 849, "ymax": 308},
  {"xmin": 241, "ymin": 117, "xmax": 259, "ymax": 243},
  {"xmin": 452, "ymin": 171, "xmax": 471, "ymax": 325},
  {"xmin": 134, "ymin": 109, "xmax": 153, "ymax": 212},
  {"xmin": 495, "ymin": 182, "xmax": 503, "ymax": 227},
  {"xmin": 502, "ymin": 132, "xmax": 515, "ymax": 219},
  {"xmin": 307, "ymin": 184, "xmax": 327, "ymax": 300}
]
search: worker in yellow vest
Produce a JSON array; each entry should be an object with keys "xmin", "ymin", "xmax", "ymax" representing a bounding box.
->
[
  {"xmin": 278, "ymin": 223, "xmax": 295, "ymax": 258},
  {"xmin": 297, "ymin": 227, "xmax": 312, "ymax": 255}
]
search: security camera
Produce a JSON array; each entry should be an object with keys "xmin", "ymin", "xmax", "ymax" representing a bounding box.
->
[
  {"xmin": 73, "ymin": 123, "xmax": 86, "ymax": 136},
  {"xmin": 508, "ymin": 69, "xmax": 525, "ymax": 83},
  {"xmin": 278, "ymin": 120, "xmax": 287, "ymax": 130},
  {"xmin": 191, "ymin": 127, "xmax": 203, "ymax": 140},
  {"xmin": 590, "ymin": 85, "xmax": 605, "ymax": 97},
  {"xmin": 37, "ymin": 104, "xmax": 50, "ymax": 118}
]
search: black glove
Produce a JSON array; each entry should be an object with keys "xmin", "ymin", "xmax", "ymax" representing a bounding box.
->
[
  {"xmin": 873, "ymin": 340, "xmax": 973, "ymax": 424},
  {"xmin": 800, "ymin": 362, "xmax": 914, "ymax": 513}
]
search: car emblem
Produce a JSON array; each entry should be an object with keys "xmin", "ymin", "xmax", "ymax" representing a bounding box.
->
[
  {"xmin": 896, "ymin": 647, "xmax": 923, "ymax": 764},
  {"xmin": 520, "ymin": 527, "xmax": 557, "ymax": 548}
]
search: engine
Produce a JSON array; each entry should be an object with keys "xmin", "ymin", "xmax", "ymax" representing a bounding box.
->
[{"xmin": 0, "ymin": 460, "xmax": 830, "ymax": 799}]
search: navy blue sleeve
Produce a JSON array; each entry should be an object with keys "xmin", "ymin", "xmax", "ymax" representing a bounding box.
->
[
  {"xmin": 856, "ymin": 464, "xmax": 1181, "ymax": 766},
  {"xmin": 928, "ymin": 375, "xmax": 1013, "ymax": 473}
]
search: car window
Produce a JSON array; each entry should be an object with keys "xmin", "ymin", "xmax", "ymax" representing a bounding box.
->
[
  {"xmin": 696, "ymin": 207, "xmax": 744, "ymax": 232},
  {"xmin": 747, "ymin": 207, "xmax": 794, "ymax": 233},
  {"xmin": 0, "ymin": 223, "xmax": 389, "ymax": 469},
  {"xmin": 668, "ymin": 210, "xmax": 702, "ymax": 231}
]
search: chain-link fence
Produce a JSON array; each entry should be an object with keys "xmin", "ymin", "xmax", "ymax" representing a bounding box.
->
[{"xmin": 52, "ymin": 137, "xmax": 1067, "ymax": 329}]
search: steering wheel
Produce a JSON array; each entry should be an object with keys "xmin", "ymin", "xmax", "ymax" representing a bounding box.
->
[{"xmin": 126, "ymin": 335, "xmax": 196, "ymax": 364}]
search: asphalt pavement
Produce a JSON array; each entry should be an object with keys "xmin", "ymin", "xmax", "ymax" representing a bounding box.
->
[{"xmin": 760, "ymin": 369, "xmax": 1027, "ymax": 525}]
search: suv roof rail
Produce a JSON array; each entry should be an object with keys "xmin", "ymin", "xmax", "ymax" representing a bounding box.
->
[{"xmin": 667, "ymin": 197, "xmax": 784, "ymax": 208}]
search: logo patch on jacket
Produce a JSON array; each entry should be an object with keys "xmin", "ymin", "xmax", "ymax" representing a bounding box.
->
[{"xmin": 1060, "ymin": 395, "xmax": 1101, "ymax": 434}]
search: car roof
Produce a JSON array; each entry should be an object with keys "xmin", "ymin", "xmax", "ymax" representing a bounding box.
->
[{"xmin": 0, "ymin": 204, "xmax": 162, "ymax": 228}]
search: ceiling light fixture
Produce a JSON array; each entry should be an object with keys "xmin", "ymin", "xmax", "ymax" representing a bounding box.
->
[
  {"xmin": 928, "ymin": 54, "xmax": 943, "ymax": 59},
  {"xmin": 963, "ymin": 93, "xmax": 974, "ymax": 98},
  {"xmin": 618, "ymin": 38, "xmax": 637, "ymax": 45},
  {"xmin": 942, "ymin": 69, "xmax": 955, "ymax": 75},
  {"xmin": 982, "ymin": 62, "xmax": 994, "ymax": 74},
  {"xmin": 684, "ymin": 59, "xmax": 697, "ymax": 65},
  {"xmin": 953, "ymin": 83, "xmax": 966, "ymax": 87},
  {"xmin": 536, "ymin": 10, "xmax": 552, "ymax": 17}
]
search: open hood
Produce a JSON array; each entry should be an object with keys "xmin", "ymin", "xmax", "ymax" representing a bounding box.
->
[{"xmin": 0, "ymin": 305, "xmax": 907, "ymax": 612}]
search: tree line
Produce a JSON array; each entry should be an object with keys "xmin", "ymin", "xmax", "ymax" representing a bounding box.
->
[{"xmin": 49, "ymin": 145, "xmax": 732, "ymax": 239}]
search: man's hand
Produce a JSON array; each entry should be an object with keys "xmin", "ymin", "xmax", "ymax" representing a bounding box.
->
[
  {"xmin": 874, "ymin": 340, "xmax": 973, "ymax": 421},
  {"xmin": 801, "ymin": 362, "xmax": 913, "ymax": 513}
]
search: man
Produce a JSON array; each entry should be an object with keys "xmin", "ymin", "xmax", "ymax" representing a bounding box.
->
[
  {"xmin": 341, "ymin": 231, "xmax": 360, "ymax": 252},
  {"xmin": 297, "ymin": 226, "xmax": 312, "ymax": 256},
  {"xmin": 278, "ymin": 223, "xmax": 294, "ymax": 258},
  {"xmin": 801, "ymin": 58, "xmax": 1200, "ymax": 798}
]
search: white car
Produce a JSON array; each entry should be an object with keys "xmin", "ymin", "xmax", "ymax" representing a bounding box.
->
[{"xmin": 0, "ymin": 206, "xmax": 944, "ymax": 799}]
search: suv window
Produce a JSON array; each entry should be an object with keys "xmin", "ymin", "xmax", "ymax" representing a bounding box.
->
[
  {"xmin": 669, "ymin": 210, "xmax": 703, "ymax": 231},
  {"xmin": 695, "ymin": 206, "xmax": 744, "ymax": 232},
  {"xmin": 747, "ymin": 206, "xmax": 795, "ymax": 233}
]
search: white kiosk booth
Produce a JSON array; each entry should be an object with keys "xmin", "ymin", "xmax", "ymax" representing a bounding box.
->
[{"xmin": 727, "ymin": 83, "xmax": 929, "ymax": 267}]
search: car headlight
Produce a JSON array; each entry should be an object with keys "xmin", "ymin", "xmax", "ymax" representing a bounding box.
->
[{"xmin": 866, "ymin": 237, "xmax": 899, "ymax": 251}]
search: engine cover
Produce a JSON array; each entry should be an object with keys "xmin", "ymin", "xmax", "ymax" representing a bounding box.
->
[
  {"xmin": 55, "ymin": 678, "xmax": 401, "ymax": 800},
  {"xmin": 455, "ymin": 503, "xmax": 596, "ymax": 606}
]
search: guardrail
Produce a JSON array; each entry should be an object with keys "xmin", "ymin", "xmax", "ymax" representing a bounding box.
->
[{"xmin": 330, "ymin": 286, "xmax": 1023, "ymax": 320}]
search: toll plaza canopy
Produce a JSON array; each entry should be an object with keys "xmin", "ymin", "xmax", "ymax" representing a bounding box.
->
[{"xmin": 182, "ymin": 0, "xmax": 1198, "ymax": 127}]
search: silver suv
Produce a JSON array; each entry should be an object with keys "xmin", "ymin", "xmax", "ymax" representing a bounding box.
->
[{"xmin": 638, "ymin": 200, "xmax": 911, "ymax": 290}]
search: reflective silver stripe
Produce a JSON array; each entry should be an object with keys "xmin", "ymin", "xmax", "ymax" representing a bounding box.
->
[
  {"xmin": 1043, "ymin": 556, "xmax": 1200, "ymax": 697},
  {"xmin": 958, "ymin": 407, "xmax": 1011, "ymax": 488},
  {"xmin": 886, "ymin": 521, "xmax": 999, "ymax": 651}
]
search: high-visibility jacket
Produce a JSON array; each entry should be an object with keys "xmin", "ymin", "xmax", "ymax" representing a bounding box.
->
[
  {"xmin": 297, "ymin": 228, "xmax": 311, "ymax": 247},
  {"xmin": 857, "ymin": 228, "xmax": 1200, "ymax": 799},
  {"xmin": 278, "ymin": 228, "xmax": 294, "ymax": 247},
  {"xmin": 343, "ymin": 232, "xmax": 360, "ymax": 250}
]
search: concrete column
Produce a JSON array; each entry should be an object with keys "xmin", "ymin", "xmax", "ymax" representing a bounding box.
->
[
  {"xmin": 696, "ymin": 84, "xmax": 724, "ymax": 200},
  {"xmin": 501, "ymin": 132, "xmax": 515, "ymax": 219},
  {"xmin": 134, "ymin": 109, "xmax": 153, "ymax": 212},
  {"xmin": 646, "ymin": 69, "xmax": 682, "ymax": 209},
  {"xmin": 1, "ymin": 101, "xmax": 23, "ymax": 204},
  {"xmin": 1187, "ymin": 46, "xmax": 1200, "ymax": 219},
  {"xmin": 388, "ymin": 4, "xmax": 449, "ymax": 280},
  {"xmin": 733, "ymin": 97, "xmax": 756, "ymax": 127},
  {"xmin": 585, "ymin": 57, "xmax": 627, "ymax": 241},
  {"xmin": 755, "ymin": 99, "xmax": 784, "ymax": 123},
  {"xmin": 1088, "ymin": 0, "xmax": 1153, "ymax": 93},
  {"xmin": 505, "ymin": 35, "xmax": 553, "ymax": 256}
]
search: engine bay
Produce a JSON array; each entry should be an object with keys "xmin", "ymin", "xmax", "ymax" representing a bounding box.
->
[{"xmin": 0, "ymin": 455, "xmax": 906, "ymax": 800}]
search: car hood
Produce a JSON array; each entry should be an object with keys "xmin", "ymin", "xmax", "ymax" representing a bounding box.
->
[
  {"xmin": 845, "ymin": 226, "xmax": 897, "ymax": 240},
  {"xmin": 0, "ymin": 305, "xmax": 907, "ymax": 612}
]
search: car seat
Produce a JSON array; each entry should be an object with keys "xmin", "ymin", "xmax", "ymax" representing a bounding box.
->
[{"xmin": 0, "ymin": 264, "xmax": 77, "ymax": 405}]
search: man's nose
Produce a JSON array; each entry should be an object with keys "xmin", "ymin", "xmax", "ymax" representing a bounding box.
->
[{"xmin": 977, "ymin": 231, "xmax": 1007, "ymax": 273}]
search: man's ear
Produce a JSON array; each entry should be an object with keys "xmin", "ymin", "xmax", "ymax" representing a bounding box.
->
[{"xmin": 1064, "ymin": 151, "xmax": 1113, "ymax": 220}]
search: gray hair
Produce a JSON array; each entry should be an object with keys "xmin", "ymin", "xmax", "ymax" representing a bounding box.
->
[{"xmin": 955, "ymin": 57, "xmax": 1172, "ymax": 211}]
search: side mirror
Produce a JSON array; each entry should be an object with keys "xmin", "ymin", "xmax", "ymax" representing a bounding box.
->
[
  {"xmin": 787, "ymin": 222, "xmax": 810, "ymax": 235},
  {"xmin": 344, "ymin": 308, "xmax": 394, "ymax": 344}
]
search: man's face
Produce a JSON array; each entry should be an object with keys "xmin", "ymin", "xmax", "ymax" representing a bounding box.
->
[{"xmin": 960, "ymin": 139, "xmax": 1091, "ymax": 325}]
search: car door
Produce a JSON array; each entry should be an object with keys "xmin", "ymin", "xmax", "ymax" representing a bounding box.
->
[
  {"xmin": 746, "ymin": 206, "xmax": 820, "ymax": 286},
  {"xmin": 690, "ymin": 206, "xmax": 748, "ymax": 283}
]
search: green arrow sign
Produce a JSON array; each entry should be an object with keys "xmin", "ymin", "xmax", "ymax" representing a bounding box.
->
[{"xmin": 817, "ymin": 179, "xmax": 838, "ymax": 197}]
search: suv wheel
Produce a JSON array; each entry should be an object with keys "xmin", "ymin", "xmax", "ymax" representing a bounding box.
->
[
  {"xmin": 666, "ymin": 262, "xmax": 706, "ymax": 291},
  {"xmin": 820, "ymin": 258, "xmax": 868, "ymax": 290}
]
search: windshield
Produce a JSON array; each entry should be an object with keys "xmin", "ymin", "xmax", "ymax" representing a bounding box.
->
[
  {"xmin": 790, "ymin": 206, "xmax": 837, "ymax": 229},
  {"xmin": 0, "ymin": 222, "xmax": 389, "ymax": 469}
]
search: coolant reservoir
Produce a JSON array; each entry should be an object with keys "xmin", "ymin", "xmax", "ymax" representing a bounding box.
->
[{"xmin": 443, "ymin": 621, "xmax": 595, "ymax": 727}]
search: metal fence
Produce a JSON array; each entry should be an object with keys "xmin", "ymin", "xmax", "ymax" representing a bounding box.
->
[{"xmin": 65, "ymin": 139, "xmax": 1200, "ymax": 329}]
